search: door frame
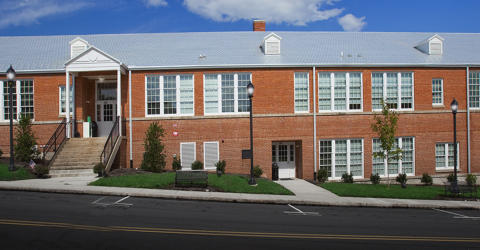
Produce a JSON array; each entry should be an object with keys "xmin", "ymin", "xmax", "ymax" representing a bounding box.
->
[
  {"xmin": 272, "ymin": 141, "xmax": 296, "ymax": 179},
  {"xmin": 95, "ymin": 80, "xmax": 117, "ymax": 137}
]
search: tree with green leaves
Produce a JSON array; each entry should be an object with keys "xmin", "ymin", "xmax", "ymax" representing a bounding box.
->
[
  {"xmin": 371, "ymin": 101, "xmax": 402, "ymax": 187},
  {"xmin": 15, "ymin": 114, "xmax": 38, "ymax": 162},
  {"xmin": 141, "ymin": 122, "xmax": 166, "ymax": 172}
]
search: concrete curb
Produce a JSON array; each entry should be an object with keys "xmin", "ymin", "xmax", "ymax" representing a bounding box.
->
[{"xmin": 0, "ymin": 184, "xmax": 479, "ymax": 210}]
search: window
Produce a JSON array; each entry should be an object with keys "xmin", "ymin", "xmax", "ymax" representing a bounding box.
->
[
  {"xmin": 180, "ymin": 142, "xmax": 196, "ymax": 170},
  {"xmin": 145, "ymin": 74, "xmax": 194, "ymax": 116},
  {"xmin": 432, "ymin": 79, "xmax": 443, "ymax": 105},
  {"xmin": 371, "ymin": 72, "xmax": 413, "ymax": 110},
  {"xmin": 59, "ymin": 85, "xmax": 73, "ymax": 115},
  {"xmin": 372, "ymin": 137, "xmax": 415, "ymax": 176},
  {"xmin": 294, "ymin": 72, "xmax": 309, "ymax": 112},
  {"xmin": 204, "ymin": 142, "xmax": 219, "ymax": 170},
  {"xmin": 319, "ymin": 139, "xmax": 363, "ymax": 179},
  {"xmin": 469, "ymin": 71, "xmax": 480, "ymax": 108},
  {"xmin": 203, "ymin": 73, "xmax": 251, "ymax": 114},
  {"xmin": 1, "ymin": 80, "xmax": 34, "ymax": 120},
  {"xmin": 317, "ymin": 72, "xmax": 362, "ymax": 111},
  {"xmin": 435, "ymin": 143, "xmax": 459, "ymax": 170}
]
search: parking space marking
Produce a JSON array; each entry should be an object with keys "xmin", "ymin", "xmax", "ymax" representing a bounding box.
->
[
  {"xmin": 433, "ymin": 208, "xmax": 480, "ymax": 220},
  {"xmin": 91, "ymin": 196, "xmax": 133, "ymax": 208},
  {"xmin": 284, "ymin": 204, "xmax": 320, "ymax": 216}
]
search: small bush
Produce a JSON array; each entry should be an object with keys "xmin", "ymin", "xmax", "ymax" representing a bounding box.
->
[
  {"xmin": 421, "ymin": 173, "xmax": 433, "ymax": 186},
  {"xmin": 466, "ymin": 174, "xmax": 477, "ymax": 186},
  {"xmin": 253, "ymin": 165, "xmax": 263, "ymax": 178},
  {"xmin": 396, "ymin": 173, "xmax": 407, "ymax": 185},
  {"xmin": 317, "ymin": 168, "xmax": 329, "ymax": 183},
  {"xmin": 215, "ymin": 160, "xmax": 226, "ymax": 174},
  {"xmin": 172, "ymin": 156, "xmax": 181, "ymax": 171},
  {"xmin": 370, "ymin": 173, "xmax": 380, "ymax": 185},
  {"xmin": 341, "ymin": 173, "xmax": 354, "ymax": 183},
  {"xmin": 191, "ymin": 160, "xmax": 203, "ymax": 170},
  {"xmin": 93, "ymin": 163, "xmax": 105, "ymax": 174},
  {"xmin": 34, "ymin": 164, "xmax": 49, "ymax": 178},
  {"xmin": 15, "ymin": 114, "xmax": 39, "ymax": 162},
  {"xmin": 447, "ymin": 173, "xmax": 456, "ymax": 183},
  {"xmin": 141, "ymin": 122, "xmax": 166, "ymax": 173},
  {"xmin": 0, "ymin": 148, "xmax": 3, "ymax": 158}
]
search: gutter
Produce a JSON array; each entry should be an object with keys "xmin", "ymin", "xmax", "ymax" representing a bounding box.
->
[
  {"xmin": 129, "ymin": 70, "xmax": 133, "ymax": 168},
  {"xmin": 313, "ymin": 67, "xmax": 317, "ymax": 181},
  {"xmin": 467, "ymin": 66, "xmax": 471, "ymax": 173}
]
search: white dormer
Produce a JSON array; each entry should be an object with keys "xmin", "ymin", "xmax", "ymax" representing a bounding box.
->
[
  {"xmin": 262, "ymin": 33, "xmax": 282, "ymax": 55},
  {"xmin": 415, "ymin": 34, "xmax": 444, "ymax": 55},
  {"xmin": 69, "ymin": 37, "xmax": 90, "ymax": 59}
]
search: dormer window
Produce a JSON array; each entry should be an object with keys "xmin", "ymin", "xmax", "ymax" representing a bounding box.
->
[
  {"xmin": 415, "ymin": 34, "xmax": 444, "ymax": 55},
  {"xmin": 69, "ymin": 37, "xmax": 89, "ymax": 59},
  {"xmin": 262, "ymin": 33, "xmax": 281, "ymax": 55}
]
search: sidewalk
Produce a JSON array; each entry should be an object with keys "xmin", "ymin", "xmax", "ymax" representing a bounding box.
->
[{"xmin": 0, "ymin": 177, "xmax": 479, "ymax": 209}]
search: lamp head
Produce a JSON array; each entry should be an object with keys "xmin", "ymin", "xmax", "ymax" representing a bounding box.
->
[
  {"xmin": 451, "ymin": 99, "xmax": 458, "ymax": 114},
  {"xmin": 247, "ymin": 81, "xmax": 254, "ymax": 98},
  {"xmin": 6, "ymin": 65, "xmax": 15, "ymax": 82}
]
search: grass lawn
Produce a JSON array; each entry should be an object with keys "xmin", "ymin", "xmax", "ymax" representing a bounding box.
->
[
  {"xmin": 90, "ymin": 172, "xmax": 293, "ymax": 195},
  {"xmin": 0, "ymin": 163, "xmax": 35, "ymax": 181},
  {"xmin": 320, "ymin": 182, "xmax": 480, "ymax": 200}
]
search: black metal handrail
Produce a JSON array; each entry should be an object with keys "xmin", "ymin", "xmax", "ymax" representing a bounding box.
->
[
  {"xmin": 100, "ymin": 116, "xmax": 120, "ymax": 166},
  {"xmin": 42, "ymin": 118, "xmax": 67, "ymax": 164}
]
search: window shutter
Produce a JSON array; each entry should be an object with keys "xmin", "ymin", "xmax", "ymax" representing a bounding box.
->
[
  {"xmin": 181, "ymin": 143, "xmax": 195, "ymax": 169},
  {"xmin": 204, "ymin": 142, "xmax": 219, "ymax": 170}
]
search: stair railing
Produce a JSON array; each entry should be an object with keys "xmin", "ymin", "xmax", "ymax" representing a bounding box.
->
[
  {"xmin": 42, "ymin": 118, "xmax": 67, "ymax": 165},
  {"xmin": 100, "ymin": 116, "xmax": 120, "ymax": 166}
]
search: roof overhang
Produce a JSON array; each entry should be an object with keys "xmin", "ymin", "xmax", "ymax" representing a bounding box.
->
[{"xmin": 65, "ymin": 46, "xmax": 127, "ymax": 74}]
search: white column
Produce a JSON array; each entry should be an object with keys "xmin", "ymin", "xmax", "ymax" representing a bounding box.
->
[
  {"xmin": 65, "ymin": 71, "xmax": 70, "ymax": 138},
  {"xmin": 117, "ymin": 69, "xmax": 122, "ymax": 136},
  {"xmin": 72, "ymin": 74, "xmax": 76, "ymax": 137}
]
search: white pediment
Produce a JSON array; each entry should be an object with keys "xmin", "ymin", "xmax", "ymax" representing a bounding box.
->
[{"xmin": 65, "ymin": 46, "xmax": 124, "ymax": 72}]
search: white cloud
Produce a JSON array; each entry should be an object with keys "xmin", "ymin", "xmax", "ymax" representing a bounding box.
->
[
  {"xmin": 143, "ymin": 0, "xmax": 168, "ymax": 7},
  {"xmin": 183, "ymin": 0, "xmax": 344, "ymax": 26},
  {"xmin": 338, "ymin": 13, "xmax": 366, "ymax": 32},
  {"xmin": 0, "ymin": 0, "xmax": 92, "ymax": 29}
]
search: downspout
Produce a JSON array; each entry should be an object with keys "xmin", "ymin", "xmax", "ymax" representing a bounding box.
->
[
  {"xmin": 313, "ymin": 66, "xmax": 317, "ymax": 181},
  {"xmin": 466, "ymin": 66, "xmax": 471, "ymax": 173},
  {"xmin": 128, "ymin": 70, "xmax": 133, "ymax": 168}
]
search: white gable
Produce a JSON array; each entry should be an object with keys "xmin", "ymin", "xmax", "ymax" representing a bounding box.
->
[
  {"xmin": 65, "ymin": 47, "xmax": 123, "ymax": 72},
  {"xmin": 415, "ymin": 34, "xmax": 444, "ymax": 55},
  {"xmin": 262, "ymin": 33, "xmax": 282, "ymax": 55},
  {"xmin": 69, "ymin": 37, "xmax": 89, "ymax": 59}
]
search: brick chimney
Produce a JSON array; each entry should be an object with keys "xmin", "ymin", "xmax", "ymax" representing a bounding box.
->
[{"xmin": 253, "ymin": 20, "xmax": 266, "ymax": 32}]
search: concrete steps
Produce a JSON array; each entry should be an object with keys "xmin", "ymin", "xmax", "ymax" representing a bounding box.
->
[{"xmin": 49, "ymin": 137, "xmax": 107, "ymax": 178}]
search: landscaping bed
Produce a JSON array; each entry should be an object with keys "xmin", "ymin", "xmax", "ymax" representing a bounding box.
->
[
  {"xmin": 320, "ymin": 182, "xmax": 480, "ymax": 200},
  {"xmin": 90, "ymin": 172, "xmax": 293, "ymax": 195},
  {"xmin": 0, "ymin": 163, "xmax": 35, "ymax": 181}
]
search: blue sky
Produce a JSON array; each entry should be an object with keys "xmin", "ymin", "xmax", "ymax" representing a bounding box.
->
[{"xmin": 0, "ymin": 0, "xmax": 479, "ymax": 36}]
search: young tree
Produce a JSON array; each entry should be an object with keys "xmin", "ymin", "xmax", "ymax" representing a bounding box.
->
[
  {"xmin": 15, "ymin": 114, "xmax": 38, "ymax": 162},
  {"xmin": 371, "ymin": 101, "xmax": 402, "ymax": 187},
  {"xmin": 141, "ymin": 122, "xmax": 166, "ymax": 172}
]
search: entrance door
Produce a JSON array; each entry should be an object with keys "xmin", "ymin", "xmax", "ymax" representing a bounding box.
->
[
  {"xmin": 96, "ymin": 82, "xmax": 117, "ymax": 137},
  {"xmin": 272, "ymin": 142, "xmax": 295, "ymax": 179}
]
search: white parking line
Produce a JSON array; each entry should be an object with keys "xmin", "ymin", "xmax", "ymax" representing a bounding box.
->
[
  {"xmin": 433, "ymin": 208, "xmax": 480, "ymax": 220},
  {"xmin": 91, "ymin": 196, "xmax": 133, "ymax": 208},
  {"xmin": 115, "ymin": 196, "xmax": 130, "ymax": 204},
  {"xmin": 284, "ymin": 204, "xmax": 320, "ymax": 216}
]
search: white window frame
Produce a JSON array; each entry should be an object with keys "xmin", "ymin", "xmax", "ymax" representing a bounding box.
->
[
  {"xmin": 371, "ymin": 72, "xmax": 414, "ymax": 111},
  {"xmin": 317, "ymin": 72, "xmax": 363, "ymax": 112},
  {"xmin": 1, "ymin": 80, "xmax": 34, "ymax": 121},
  {"xmin": 372, "ymin": 137, "xmax": 416, "ymax": 177},
  {"xmin": 435, "ymin": 142, "xmax": 460, "ymax": 170},
  {"xmin": 318, "ymin": 139, "xmax": 364, "ymax": 180},
  {"xmin": 145, "ymin": 74, "xmax": 195, "ymax": 117},
  {"xmin": 59, "ymin": 85, "xmax": 73, "ymax": 116},
  {"xmin": 180, "ymin": 142, "xmax": 196, "ymax": 170},
  {"xmin": 469, "ymin": 71, "xmax": 480, "ymax": 109},
  {"xmin": 203, "ymin": 73, "xmax": 252, "ymax": 115},
  {"xmin": 203, "ymin": 141, "xmax": 219, "ymax": 170},
  {"xmin": 294, "ymin": 72, "xmax": 310, "ymax": 113},
  {"xmin": 432, "ymin": 78, "xmax": 444, "ymax": 106}
]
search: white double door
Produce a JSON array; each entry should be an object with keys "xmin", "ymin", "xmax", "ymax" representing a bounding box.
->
[
  {"xmin": 272, "ymin": 142, "xmax": 296, "ymax": 179},
  {"xmin": 96, "ymin": 82, "xmax": 117, "ymax": 137}
]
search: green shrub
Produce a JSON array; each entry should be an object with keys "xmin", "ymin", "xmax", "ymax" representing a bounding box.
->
[
  {"xmin": 172, "ymin": 156, "xmax": 181, "ymax": 171},
  {"xmin": 34, "ymin": 164, "xmax": 49, "ymax": 178},
  {"xmin": 141, "ymin": 122, "xmax": 166, "ymax": 172},
  {"xmin": 421, "ymin": 173, "xmax": 433, "ymax": 186},
  {"xmin": 14, "ymin": 114, "xmax": 38, "ymax": 162},
  {"xmin": 447, "ymin": 173, "xmax": 455, "ymax": 183},
  {"xmin": 466, "ymin": 174, "xmax": 477, "ymax": 186},
  {"xmin": 93, "ymin": 163, "xmax": 105, "ymax": 174},
  {"xmin": 191, "ymin": 160, "xmax": 203, "ymax": 170},
  {"xmin": 317, "ymin": 168, "xmax": 328, "ymax": 183},
  {"xmin": 253, "ymin": 165, "xmax": 263, "ymax": 178},
  {"xmin": 215, "ymin": 160, "xmax": 226, "ymax": 174},
  {"xmin": 341, "ymin": 173, "xmax": 354, "ymax": 183},
  {"xmin": 370, "ymin": 173, "xmax": 380, "ymax": 185},
  {"xmin": 396, "ymin": 173, "xmax": 407, "ymax": 185}
]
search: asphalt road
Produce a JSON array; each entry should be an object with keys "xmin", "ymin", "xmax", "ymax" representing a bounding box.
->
[{"xmin": 0, "ymin": 190, "xmax": 478, "ymax": 250}]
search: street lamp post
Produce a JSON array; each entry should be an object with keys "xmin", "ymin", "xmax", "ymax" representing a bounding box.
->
[
  {"xmin": 450, "ymin": 98, "xmax": 458, "ymax": 192},
  {"xmin": 247, "ymin": 82, "xmax": 256, "ymax": 185},
  {"xmin": 6, "ymin": 65, "xmax": 16, "ymax": 171}
]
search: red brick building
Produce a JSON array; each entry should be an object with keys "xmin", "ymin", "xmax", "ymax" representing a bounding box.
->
[{"xmin": 1, "ymin": 23, "xmax": 479, "ymax": 181}]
